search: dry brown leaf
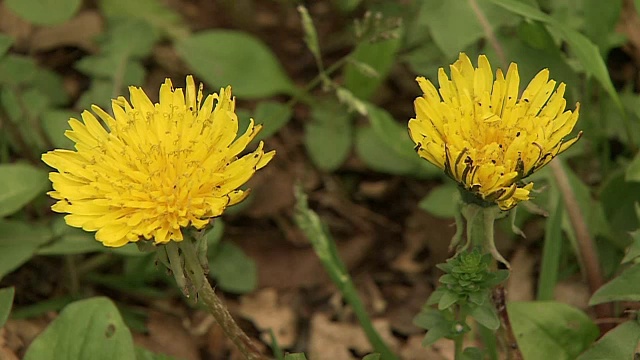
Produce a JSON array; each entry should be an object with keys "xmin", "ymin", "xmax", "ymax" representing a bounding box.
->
[
  {"xmin": 29, "ymin": 11, "xmax": 103, "ymax": 52},
  {"xmin": 308, "ymin": 313, "xmax": 398, "ymax": 360},
  {"xmin": 236, "ymin": 230, "xmax": 374, "ymax": 290},
  {"xmin": 0, "ymin": 327, "xmax": 20, "ymax": 360},
  {"xmin": 554, "ymin": 278, "xmax": 590, "ymax": 310},
  {"xmin": 0, "ymin": 3, "xmax": 33, "ymax": 49},
  {"xmin": 400, "ymin": 334, "xmax": 449, "ymax": 360},
  {"xmin": 393, "ymin": 208, "xmax": 454, "ymax": 274},
  {"xmin": 239, "ymin": 288, "xmax": 298, "ymax": 348},
  {"xmin": 506, "ymin": 246, "xmax": 536, "ymax": 302},
  {"xmin": 133, "ymin": 311, "xmax": 200, "ymax": 360}
]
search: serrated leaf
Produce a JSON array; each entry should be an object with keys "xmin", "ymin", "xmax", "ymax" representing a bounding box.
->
[
  {"xmin": 0, "ymin": 163, "xmax": 48, "ymax": 217},
  {"xmin": 589, "ymin": 263, "xmax": 640, "ymax": 305},
  {"xmin": 576, "ymin": 320, "xmax": 640, "ymax": 360},
  {"xmin": 0, "ymin": 220, "xmax": 53, "ymax": 280},
  {"xmin": 418, "ymin": 183, "xmax": 459, "ymax": 218},
  {"xmin": 209, "ymin": 242, "xmax": 256, "ymax": 294},
  {"xmin": 5, "ymin": 0, "xmax": 81, "ymax": 25},
  {"xmin": 0, "ymin": 287, "xmax": 15, "ymax": 328},
  {"xmin": 508, "ymin": 301, "xmax": 599, "ymax": 359},
  {"xmin": 176, "ymin": 30, "xmax": 295, "ymax": 98},
  {"xmin": 24, "ymin": 297, "xmax": 135, "ymax": 360},
  {"xmin": 470, "ymin": 302, "xmax": 500, "ymax": 330},
  {"xmin": 304, "ymin": 102, "xmax": 352, "ymax": 171}
]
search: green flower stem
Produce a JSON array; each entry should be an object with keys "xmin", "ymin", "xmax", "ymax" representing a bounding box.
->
[
  {"xmin": 294, "ymin": 186, "xmax": 398, "ymax": 360},
  {"xmin": 453, "ymin": 306, "xmax": 468, "ymax": 360},
  {"xmin": 197, "ymin": 277, "xmax": 266, "ymax": 360},
  {"xmin": 175, "ymin": 236, "xmax": 267, "ymax": 360},
  {"xmin": 463, "ymin": 203, "xmax": 522, "ymax": 360}
]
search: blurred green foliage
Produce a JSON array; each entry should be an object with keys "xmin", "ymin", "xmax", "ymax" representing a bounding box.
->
[{"xmin": 0, "ymin": 0, "xmax": 639, "ymax": 358}]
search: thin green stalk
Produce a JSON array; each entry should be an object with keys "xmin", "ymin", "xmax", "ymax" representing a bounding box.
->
[
  {"xmin": 294, "ymin": 186, "xmax": 397, "ymax": 360},
  {"xmin": 537, "ymin": 197, "xmax": 563, "ymax": 300},
  {"xmin": 453, "ymin": 306, "xmax": 468, "ymax": 360},
  {"xmin": 197, "ymin": 277, "xmax": 266, "ymax": 360},
  {"xmin": 177, "ymin": 235, "xmax": 266, "ymax": 360}
]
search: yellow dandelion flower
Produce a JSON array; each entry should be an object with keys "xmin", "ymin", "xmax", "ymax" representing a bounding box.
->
[
  {"xmin": 42, "ymin": 76, "xmax": 275, "ymax": 247},
  {"xmin": 409, "ymin": 53, "xmax": 581, "ymax": 210}
]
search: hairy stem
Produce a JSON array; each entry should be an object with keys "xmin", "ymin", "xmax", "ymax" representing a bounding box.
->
[
  {"xmin": 492, "ymin": 285, "xmax": 522, "ymax": 360},
  {"xmin": 197, "ymin": 278, "xmax": 266, "ymax": 360}
]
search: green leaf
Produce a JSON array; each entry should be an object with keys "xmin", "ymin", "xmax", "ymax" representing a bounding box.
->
[
  {"xmin": 304, "ymin": 102, "xmax": 352, "ymax": 171},
  {"xmin": 438, "ymin": 290, "xmax": 458, "ymax": 310},
  {"xmin": 343, "ymin": 26, "xmax": 402, "ymax": 100},
  {"xmin": 252, "ymin": 101, "xmax": 292, "ymax": 141},
  {"xmin": 356, "ymin": 126, "xmax": 422, "ymax": 176},
  {"xmin": 419, "ymin": 0, "xmax": 518, "ymax": 58},
  {"xmin": 284, "ymin": 354, "xmax": 308, "ymax": 360},
  {"xmin": 176, "ymin": 30, "xmax": 295, "ymax": 98},
  {"xmin": 581, "ymin": 0, "xmax": 623, "ymax": 52},
  {"xmin": 418, "ymin": 183, "xmax": 459, "ymax": 218},
  {"xmin": 0, "ymin": 287, "xmax": 15, "ymax": 328},
  {"xmin": 135, "ymin": 346, "xmax": 178, "ymax": 360},
  {"xmin": 589, "ymin": 263, "xmax": 640, "ymax": 305},
  {"xmin": 470, "ymin": 302, "xmax": 500, "ymax": 330},
  {"xmin": 0, "ymin": 220, "xmax": 53, "ymax": 280},
  {"xmin": 489, "ymin": 0, "xmax": 623, "ymax": 112},
  {"xmin": 366, "ymin": 104, "xmax": 439, "ymax": 178},
  {"xmin": 0, "ymin": 164, "xmax": 48, "ymax": 217},
  {"xmin": 0, "ymin": 55, "xmax": 38, "ymax": 87},
  {"xmin": 626, "ymin": 152, "xmax": 640, "ymax": 182},
  {"xmin": 5, "ymin": 0, "xmax": 81, "ymax": 25},
  {"xmin": 40, "ymin": 110, "xmax": 75, "ymax": 150},
  {"xmin": 99, "ymin": 0, "xmax": 188, "ymax": 39},
  {"xmin": 577, "ymin": 320, "xmax": 640, "ymax": 360},
  {"xmin": 209, "ymin": 242, "xmax": 257, "ymax": 294},
  {"xmin": 24, "ymin": 297, "xmax": 135, "ymax": 360},
  {"xmin": 0, "ymin": 34, "xmax": 13, "ymax": 58},
  {"xmin": 622, "ymin": 230, "xmax": 640, "ymax": 264},
  {"xmin": 37, "ymin": 217, "xmax": 104, "ymax": 255},
  {"xmin": 461, "ymin": 347, "xmax": 484, "ymax": 360},
  {"xmin": 508, "ymin": 301, "xmax": 599, "ymax": 359},
  {"xmin": 600, "ymin": 170, "xmax": 640, "ymax": 232},
  {"xmin": 203, "ymin": 220, "xmax": 225, "ymax": 251},
  {"xmin": 537, "ymin": 196, "xmax": 563, "ymax": 300}
]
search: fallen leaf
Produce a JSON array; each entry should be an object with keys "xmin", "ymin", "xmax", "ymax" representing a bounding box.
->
[
  {"xmin": 30, "ymin": 11, "xmax": 103, "ymax": 52},
  {"xmin": 239, "ymin": 288, "xmax": 297, "ymax": 348},
  {"xmin": 308, "ymin": 313, "xmax": 398, "ymax": 360},
  {"xmin": 506, "ymin": 246, "xmax": 535, "ymax": 302},
  {"xmin": 133, "ymin": 311, "xmax": 200, "ymax": 360}
]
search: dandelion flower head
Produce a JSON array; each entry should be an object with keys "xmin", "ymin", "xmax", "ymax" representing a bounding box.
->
[
  {"xmin": 42, "ymin": 76, "xmax": 275, "ymax": 247},
  {"xmin": 409, "ymin": 53, "xmax": 581, "ymax": 210}
]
